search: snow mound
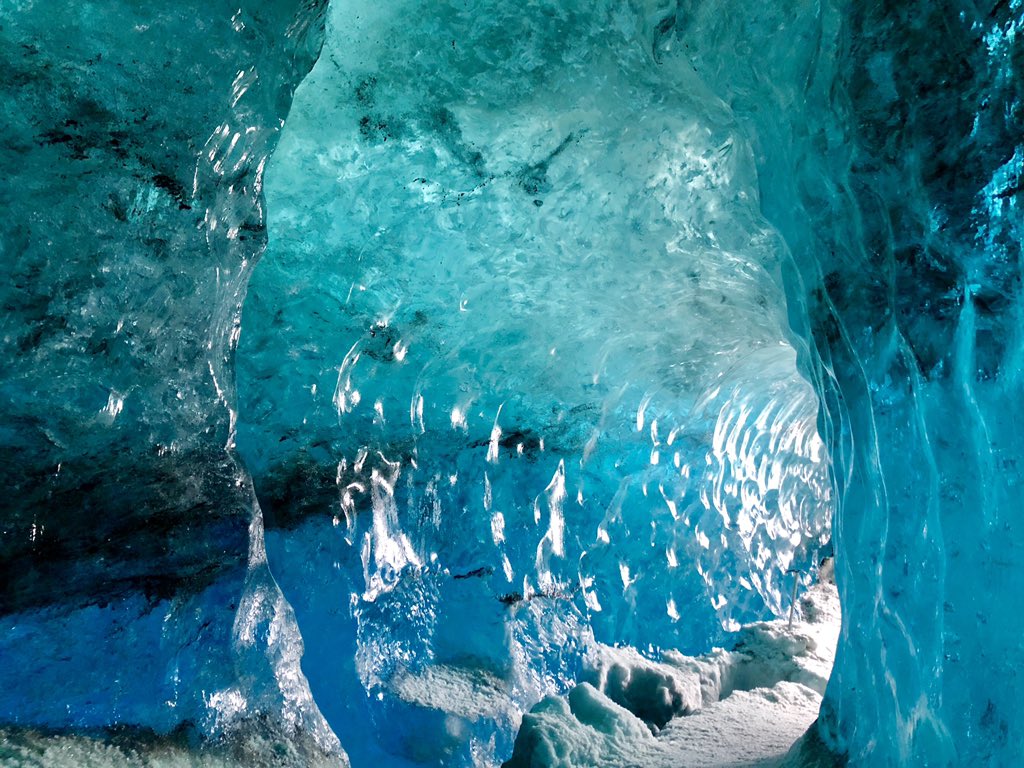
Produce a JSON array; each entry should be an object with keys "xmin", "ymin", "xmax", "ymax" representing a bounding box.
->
[{"xmin": 505, "ymin": 580, "xmax": 840, "ymax": 767}]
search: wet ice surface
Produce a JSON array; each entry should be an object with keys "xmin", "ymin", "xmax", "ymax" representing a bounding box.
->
[
  {"xmin": 0, "ymin": 0, "xmax": 340, "ymax": 760},
  {"xmin": 237, "ymin": 0, "xmax": 832, "ymax": 761},
  {"xmin": 0, "ymin": 582, "xmax": 838, "ymax": 768},
  {"xmin": 2, "ymin": 0, "xmax": 1021, "ymax": 764}
]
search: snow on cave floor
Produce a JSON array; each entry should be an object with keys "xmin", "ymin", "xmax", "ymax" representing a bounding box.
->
[
  {"xmin": 0, "ymin": 580, "xmax": 839, "ymax": 768},
  {"xmin": 503, "ymin": 577, "xmax": 841, "ymax": 768}
]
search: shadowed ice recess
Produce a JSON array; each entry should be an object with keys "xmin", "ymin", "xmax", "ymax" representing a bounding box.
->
[{"xmin": 236, "ymin": 0, "xmax": 831, "ymax": 764}]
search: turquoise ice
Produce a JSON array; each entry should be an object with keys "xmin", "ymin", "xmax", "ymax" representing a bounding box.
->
[{"xmin": 0, "ymin": 0, "xmax": 1021, "ymax": 766}]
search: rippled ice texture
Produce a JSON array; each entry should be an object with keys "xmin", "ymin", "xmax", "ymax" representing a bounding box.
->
[
  {"xmin": 676, "ymin": 0, "xmax": 1024, "ymax": 763},
  {"xmin": 236, "ymin": 0, "xmax": 832, "ymax": 763},
  {"xmin": 3, "ymin": 0, "xmax": 1020, "ymax": 765},
  {"xmin": 0, "ymin": 0, "xmax": 338, "ymax": 757}
]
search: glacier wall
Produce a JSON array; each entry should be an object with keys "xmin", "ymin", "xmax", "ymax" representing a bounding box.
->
[
  {"xmin": 236, "ymin": 0, "xmax": 1024, "ymax": 761},
  {"xmin": 235, "ymin": 0, "xmax": 834, "ymax": 764},
  {"xmin": 0, "ymin": 0, "xmax": 341, "ymax": 761},
  {"xmin": 664, "ymin": 0, "xmax": 1023, "ymax": 763},
  {"xmin": 796, "ymin": 4, "xmax": 1024, "ymax": 764},
  {"xmin": 0, "ymin": 0, "xmax": 1021, "ymax": 766}
]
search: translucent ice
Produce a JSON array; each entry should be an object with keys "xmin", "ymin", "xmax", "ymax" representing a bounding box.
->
[
  {"xmin": 672, "ymin": 0, "xmax": 1024, "ymax": 763},
  {"xmin": 236, "ymin": 0, "xmax": 831, "ymax": 762},
  {"xmin": 0, "ymin": 0, "xmax": 340, "ymax": 761},
  {"xmin": 2, "ymin": 0, "xmax": 1021, "ymax": 766}
]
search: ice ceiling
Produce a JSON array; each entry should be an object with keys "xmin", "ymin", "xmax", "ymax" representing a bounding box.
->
[{"xmin": 0, "ymin": 0, "xmax": 1021, "ymax": 766}]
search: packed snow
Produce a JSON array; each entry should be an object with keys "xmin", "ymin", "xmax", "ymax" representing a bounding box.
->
[{"xmin": 504, "ymin": 576, "xmax": 840, "ymax": 767}]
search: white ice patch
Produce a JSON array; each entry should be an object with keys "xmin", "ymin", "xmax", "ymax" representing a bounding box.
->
[{"xmin": 506, "ymin": 580, "xmax": 840, "ymax": 767}]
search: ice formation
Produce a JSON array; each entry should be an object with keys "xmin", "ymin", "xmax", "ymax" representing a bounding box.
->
[
  {"xmin": 0, "ymin": 0, "xmax": 342, "ymax": 763},
  {"xmin": 1, "ymin": 0, "xmax": 1021, "ymax": 766},
  {"xmin": 230, "ymin": 0, "xmax": 838, "ymax": 762}
]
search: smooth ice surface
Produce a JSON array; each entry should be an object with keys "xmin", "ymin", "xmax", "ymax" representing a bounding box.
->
[
  {"xmin": 0, "ymin": 0, "xmax": 342, "ymax": 762},
  {"xmin": 716, "ymin": 2, "xmax": 1024, "ymax": 764},
  {"xmin": 628, "ymin": 1, "xmax": 1024, "ymax": 763}
]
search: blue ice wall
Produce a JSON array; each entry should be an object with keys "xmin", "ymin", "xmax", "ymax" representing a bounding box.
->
[
  {"xmin": 672, "ymin": 0, "xmax": 1024, "ymax": 763},
  {"xmin": 0, "ymin": 0, "xmax": 340, "ymax": 759},
  {"xmin": 236, "ymin": 0, "xmax": 1024, "ymax": 764},
  {"xmin": 801, "ymin": 5, "xmax": 1024, "ymax": 764},
  {"xmin": 235, "ymin": 0, "xmax": 833, "ymax": 764}
]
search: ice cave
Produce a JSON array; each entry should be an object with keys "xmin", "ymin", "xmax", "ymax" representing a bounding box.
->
[{"xmin": 0, "ymin": 0, "xmax": 1021, "ymax": 766}]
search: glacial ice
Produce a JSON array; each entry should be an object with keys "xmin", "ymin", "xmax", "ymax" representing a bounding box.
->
[
  {"xmin": 1, "ymin": 0, "xmax": 1022, "ymax": 766},
  {"xmin": 234, "ymin": 0, "xmax": 832, "ymax": 762},
  {"xmin": 0, "ymin": 0, "xmax": 341, "ymax": 762}
]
